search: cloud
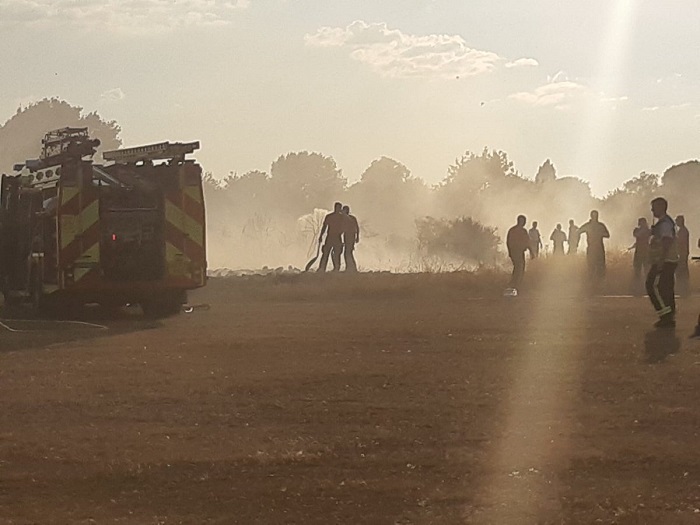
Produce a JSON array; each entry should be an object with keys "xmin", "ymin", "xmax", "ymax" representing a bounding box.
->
[
  {"xmin": 505, "ymin": 58, "xmax": 539, "ymax": 69},
  {"xmin": 642, "ymin": 103, "xmax": 692, "ymax": 112},
  {"xmin": 99, "ymin": 88, "xmax": 126, "ymax": 103},
  {"xmin": 509, "ymin": 80, "xmax": 589, "ymax": 110},
  {"xmin": 601, "ymin": 96, "xmax": 629, "ymax": 103},
  {"xmin": 0, "ymin": 0, "xmax": 250, "ymax": 32},
  {"xmin": 305, "ymin": 20, "xmax": 504, "ymax": 79},
  {"xmin": 510, "ymin": 71, "xmax": 630, "ymax": 111}
]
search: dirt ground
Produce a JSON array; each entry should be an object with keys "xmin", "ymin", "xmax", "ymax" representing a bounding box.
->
[{"xmin": 1, "ymin": 271, "xmax": 700, "ymax": 524}]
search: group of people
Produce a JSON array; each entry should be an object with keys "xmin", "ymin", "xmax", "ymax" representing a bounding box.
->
[
  {"xmin": 523, "ymin": 217, "xmax": 603, "ymax": 260},
  {"xmin": 317, "ymin": 202, "xmax": 360, "ymax": 272},
  {"xmin": 508, "ymin": 210, "xmax": 611, "ymax": 285},
  {"xmin": 631, "ymin": 213, "xmax": 690, "ymax": 297},
  {"xmin": 507, "ymin": 197, "xmax": 687, "ymax": 328}
]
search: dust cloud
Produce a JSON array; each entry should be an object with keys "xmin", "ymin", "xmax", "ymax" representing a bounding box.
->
[
  {"xmin": 205, "ymin": 150, "xmax": 700, "ymax": 272},
  {"xmin": 2, "ymin": 101, "xmax": 697, "ymax": 273}
]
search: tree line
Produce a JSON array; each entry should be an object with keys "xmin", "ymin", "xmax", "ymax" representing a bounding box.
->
[{"xmin": 2, "ymin": 99, "xmax": 699, "ymax": 270}]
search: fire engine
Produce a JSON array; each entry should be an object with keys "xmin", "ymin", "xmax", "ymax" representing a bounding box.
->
[{"xmin": 0, "ymin": 128, "xmax": 207, "ymax": 316}]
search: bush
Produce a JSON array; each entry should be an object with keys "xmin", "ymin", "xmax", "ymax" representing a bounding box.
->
[{"xmin": 416, "ymin": 216, "xmax": 501, "ymax": 266}]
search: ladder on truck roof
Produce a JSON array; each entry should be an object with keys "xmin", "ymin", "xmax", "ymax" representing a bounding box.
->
[{"xmin": 103, "ymin": 141, "xmax": 199, "ymax": 164}]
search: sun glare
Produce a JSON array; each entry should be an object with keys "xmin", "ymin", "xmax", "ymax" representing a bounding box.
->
[{"xmin": 575, "ymin": 0, "xmax": 639, "ymax": 183}]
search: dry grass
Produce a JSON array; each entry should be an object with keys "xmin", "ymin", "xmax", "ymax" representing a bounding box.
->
[{"xmin": 207, "ymin": 251, "xmax": 700, "ymax": 301}]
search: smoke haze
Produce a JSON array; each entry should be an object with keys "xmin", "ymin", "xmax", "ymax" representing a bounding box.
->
[
  {"xmin": 204, "ymin": 150, "xmax": 700, "ymax": 271},
  {"xmin": 1, "ymin": 100, "xmax": 698, "ymax": 273}
]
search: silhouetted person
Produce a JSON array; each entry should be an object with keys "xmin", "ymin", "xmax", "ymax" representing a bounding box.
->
[
  {"xmin": 567, "ymin": 219, "xmax": 580, "ymax": 255},
  {"xmin": 550, "ymin": 224, "xmax": 567, "ymax": 255},
  {"xmin": 632, "ymin": 217, "xmax": 651, "ymax": 295},
  {"xmin": 341, "ymin": 205, "xmax": 360, "ymax": 272},
  {"xmin": 676, "ymin": 215, "xmax": 690, "ymax": 297},
  {"xmin": 646, "ymin": 197, "xmax": 679, "ymax": 328},
  {"xmin": 317, "ymin": 202, "xmax": 344, "ymax": 272},
  {"xmin": 507, "ymin": 215, "xmax": 530, "ymax": 288},
  {"xmin": 528, "ymin": 221, "xmax": 542, "ymax": 259},
  {"xmin": 579, "ymin": 210, "xmax": 610, "ymax": 281}
]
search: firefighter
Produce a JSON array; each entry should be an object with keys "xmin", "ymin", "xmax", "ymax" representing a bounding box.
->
[
  {"xmin": 675, "ymin": 215, "xmax": 690, "ymax": 297},
  {"xmin": 528, "ymin": 221, "xmax": 542, "ymax": 258},
  {"xmin": 567, "ymin": 219, "xmax": 580, "ymax": 255},
  {"xmin": 632, "ymin": 217, "xmax": 652, "ymax": 294},
  {"xmin": 550, "ymin": 223, "xmax": 567, "ymax": 256},
  {"xmin": 341, "ymin": 205, "xmax": 360, "ymax": 272},
  {"xmin": 646, "ymin": 197, "xmax": 679, "ymax": 328},
  {"xmin": 579, "ymin": 210, "xmax": 610, "ymax": 281},
  {"xmin": 506, "ymin": 215, "xmax": 530, "ymax": 288},
  {"xmin": 317, "ymin": 202, "xmax": 345, "ymax": 272}
]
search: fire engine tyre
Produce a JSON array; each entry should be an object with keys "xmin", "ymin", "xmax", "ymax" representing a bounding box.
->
[
  {"xmin": 141, "ymin": 293, "xmax": 185, "ymax": 319},
  {"xmin": 30, "ymin": 273, "xmax": 44, "ymax": 315}
]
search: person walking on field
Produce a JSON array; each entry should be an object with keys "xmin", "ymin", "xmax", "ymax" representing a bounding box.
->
[
  {"xmin": 507, "ymin": 215, "xmax": 531, "ymax": 288},
  {"xmin": 579, "ymin": 210, "xmax": 610, "ymax": 281},
  {"xmin": 631, "ymin": 217, "xmax": 652, "ymax": 295},
  {"xmin": 568, "ymin": 219, "xmax": 580, "ymax": 255},
  {"xmin": 550, "ymin": 224, "xmax": 567, "ymax": 256},
  {"xmin": 646, "ymin": 197, "xmax": 679, "ymax": 328},
  {"xmin": 676, "ymin": 215, "xmax": 690, "ymax": 297},
  {"xmin": 528, "ymin": 221, "xmax": 543, "ymax": 259},
  {"xmin": 317, "ymin": 202, "xmax": 345, "ymax": 272},
  {"xmin": 341, "ymin": 205, "xmax": 360, "ymax": 272}
]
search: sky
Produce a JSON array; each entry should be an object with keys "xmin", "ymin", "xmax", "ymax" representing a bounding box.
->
[{"xmin": 1, "ymin": 0, "xmax": 699, "ymax": 196}]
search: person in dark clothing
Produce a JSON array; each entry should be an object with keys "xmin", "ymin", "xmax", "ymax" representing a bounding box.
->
[
  {"xmin": 646, "ymin": 198, "xmax": 679, "ymax": 328},
  {"xmin": 317, "ymin": 202, "xmax": 344, "ymax": 272},
  {"xmin": 632, "ymin": 217, "xmax": 651, "ymax": 295},
  {"xmin": 341, "ymin": 205, "xmax": 360, "ymax": 272},
  {"xmin": 550, "ymin": 224, "xmax": 567, "ymax": 256},
  {"xmin": 579, "ymin": 210, "xmax": 610, "ymax": 282},
  {"xmin": 506, "ymin": 215, "xmax": 530, "ymax": 288},
  {"xmin": 675, "ymin": 215, "xmax": 690, "ymax": 297},
  {"xmin": 528, "ymin": 221, "xmax": 542, "ymax": 259},
  {"xmin": 567, "ymin": 219, "xmax": 580, "ymax": 255}
]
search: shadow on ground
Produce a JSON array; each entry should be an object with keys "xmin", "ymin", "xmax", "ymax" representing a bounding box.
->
[
  {"xmin": 643, "ymin": 329, "xmax": 681, "ymax": 364},
  {"xmin": 0, "ymin": 304, "xmax": 163, "ymax": 352}
]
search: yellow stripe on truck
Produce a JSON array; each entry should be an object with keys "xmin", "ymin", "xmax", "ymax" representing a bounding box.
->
[
  {"xmin": 80, "ymin": 199, "xmax": 99, "ymax": 235},
  {"xmin": 165, "ymin": 242, "xmax": 192, "ymax": 277},
  {"xmin": 61, "ymin": 187, "xmax": 79, "ymax": 205},
  {"xmin": 184, "ymin": 186, "xmax": 202, "ymax": 203},
  {"xmin": 164, "ymin": 200, "xmax": 204, "ymax": 247}
]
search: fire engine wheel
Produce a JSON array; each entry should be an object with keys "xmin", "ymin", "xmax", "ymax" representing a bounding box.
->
[
  {"xmin": 30, "ymin": 273, "xmax": 44, "ymax": 314},
  {"xmin": 140, "ymin": 296, "xmax": 183, "ymax": 319}
]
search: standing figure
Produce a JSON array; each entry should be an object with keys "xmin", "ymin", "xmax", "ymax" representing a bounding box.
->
[
  {"xmin": 579, "ymin": 210, "xmax": 610, "ymax": 281},
  {"xmin": 676, "ymin": 215, "xmax": 690, "ymax": 297},
  {"xmin": 317, "ymin": 202, "xmax": 345, "ymax": 272},
  {"xmin": 506, "ymin": 215, "xmax": 531, "ymax": 288},
  {"xmin": 528, "ymin": 221, "xmax": 543, "ymax": 259},
  {"xmin": 341, "ymin": 205, "xmax": 360, "ymax": 272},
  {"xmin": 632, "ymin": 217, "xmax": 652, "ymax": 294},
  {"xmin": 550, "ymin": 224, "xmax": 567, "ymax": 256},
  {"xmin": 646, "ymin": 198, "xmax": 679, "ymax": 327},
  {"xmin": 567, "ymin": 219, "xmax": 580, "ymax": 255}
]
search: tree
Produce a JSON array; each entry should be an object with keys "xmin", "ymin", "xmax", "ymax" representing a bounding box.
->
[
  {"xmin": 442, "ymin": 148, "xmax": 518, "ymax": 194},
  {"xmin": 269, "ymin": 151, "xmax": 346, "ymax": 217},
  {"xmin": 358, "ymin": 156, "xmax": 413, "ymax": 185},
  {"xmin": 609, "ymin": 172, "xmax": 659, "ymax": 198},
  {"xmin": 347, "ymin": 157, "xmax": 429, "ymax": 236},
  {"xmin": 535, "ymin": 159, "xmax": 556, "ymax": 184},
  {"xmin": 227, "ymin": 170, "xmax": 270, "ymax": 205},
  {"xmin": 661, "ymin": 160, "xmax": 700, "ymax": 201},
  {"xmin": 0, "ymin": 98, "xmax": 121, "ymax": 173},
  {"xmin": 436, "ymin": 148, "xmax": 524, "ymax": 220},
  {"xmin": 416, "ymin": 216, "xmax": 500, "ymax": 265}
]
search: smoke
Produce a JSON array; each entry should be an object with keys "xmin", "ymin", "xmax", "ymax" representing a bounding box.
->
[{"xmin": 203, "ymin": 151, "xmax": 699, "ymax": 271}]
